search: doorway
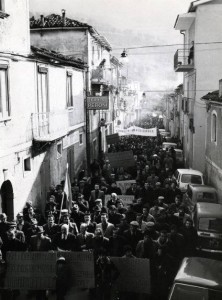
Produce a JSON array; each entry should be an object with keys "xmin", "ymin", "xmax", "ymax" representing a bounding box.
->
[{"xmin": 0, "ymin": 180, "xmax": 14, "ymax": 221}]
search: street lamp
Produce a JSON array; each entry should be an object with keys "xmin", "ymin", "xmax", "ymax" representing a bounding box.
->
[{"xmin": 120, "ymin": 49, "xmax": 129, "ymax": 64}]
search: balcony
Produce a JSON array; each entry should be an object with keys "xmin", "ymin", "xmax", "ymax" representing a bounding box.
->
[
  {"xmin": 174, "ymin": 49, "xmax": 194, "ymax": 72},
  {"xmin": 32, "ymin": 110, "xmax": 69, "ymax": 141},
  {"xmin": 91, "ymin": 67, "xmax": 110, "ymax": 86}
]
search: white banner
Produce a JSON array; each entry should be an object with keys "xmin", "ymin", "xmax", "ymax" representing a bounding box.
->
[{"xmin": 116, "ymin": 126, "xmax": 157, "ymax": 137}]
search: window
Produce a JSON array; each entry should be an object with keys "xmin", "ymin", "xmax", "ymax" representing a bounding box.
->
[
  {"xmin": 0, "ymin": 65, "xmax": 10, "ymax": 120},
  {"xmin": 0, "ymin": 1, "xmax": 9, "ymax": 19},
  {"xmin": 57, "ymin": 142, "xmax": 62, "ymax": 159},
  {"xmin": 170, "ymin": 284, "xmax": 207, "ymax": 300},
  {"xmin": 199, "ymin": 217, "xmax": 222, "ymax": 233},
  {"xmin": 211, "ymin": 112, "xmax": 217, "ymax": 143},
  {"xmin": 181, "ymin": 174, "xmax": 202, "ymax": 184},
  {"xmin": 24, "ymin": 157, "xmax": 31, "ymax": 171},
  {"xmin": 67, "ymin": 71, "xmax": 73, "ymax": 107},
  {"xmin": 37, "ymin": 66, "xmax": 48, "ymax": 113},
  {"xmin": 79, "ymin": 133, "xmax": 83, "ymax": 145}
]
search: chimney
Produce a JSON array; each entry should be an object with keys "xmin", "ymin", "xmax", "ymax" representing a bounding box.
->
[
  {"xmin": 62, "ymin": 9, "xmax": 66, "ymax": 26},
  {"xmin": 40, "ymin": 15, "xmax": 44, "ymax": 27}
]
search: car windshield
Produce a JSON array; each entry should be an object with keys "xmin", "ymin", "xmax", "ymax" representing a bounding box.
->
[
  {"xmin": 181, "ymin": 174, "xmax": 202, "ymax": 184},
  {"xmin": 170, "ymin": 284, "xmax": 222, "ymax": 300},
  {"xmin": 196, "ymin": 192, "xmax": 217, "ymax": 203},
  {"xmin": 199, "ymin": 217, "xmax": 222, "ymax": 233}
]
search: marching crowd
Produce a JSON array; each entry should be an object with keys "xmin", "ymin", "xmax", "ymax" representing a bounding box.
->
[{"xmin": 0, "ymin": 120, "xmax": 198, "ymax": 300}]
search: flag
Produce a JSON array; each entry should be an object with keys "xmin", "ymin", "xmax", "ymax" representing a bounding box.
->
[{"xmin": 63, "ymin": 163, "xmax": 73, "ymax": 213}]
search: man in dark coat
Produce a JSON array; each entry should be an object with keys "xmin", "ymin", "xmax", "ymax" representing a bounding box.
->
[
  {"xmin": 95, "ymin": 249, "xmax": 120, "ymax": 300},
  {"xmin": 123, "ymin": 221, "xmax": 143, "ymax": 255},
  {"xmin": 91, "ymin": 228, "xmax": 109, "ymax": 258},
  {"xmin": 29, "ymin": 226, "xmax": 52, "ymax": 251},
  {"xmin": 52, "ymin": 224, "xmax": 79, "ymax": 251},
  {"xmin": 109, "ymin": 228, "xmax": 126, "ymax": 257},
  {"xmin": 43, "ymin": 215, "xmax": 60, "ymax": 240}
]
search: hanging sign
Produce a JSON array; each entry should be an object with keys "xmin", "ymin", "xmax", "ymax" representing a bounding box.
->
[{"xmin": 87, "ymin": 96, "xmax": 109, "ymax": 110}]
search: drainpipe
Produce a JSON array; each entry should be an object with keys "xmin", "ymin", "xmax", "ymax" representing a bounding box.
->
[{"xmin": 85, "ymin": 66, "xmax": 91, "ymax": 175}]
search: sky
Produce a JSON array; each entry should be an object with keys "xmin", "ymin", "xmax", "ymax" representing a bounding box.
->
[{"xmin": 30, "ymin": 0, "xmax": 192, "ymax": 95}]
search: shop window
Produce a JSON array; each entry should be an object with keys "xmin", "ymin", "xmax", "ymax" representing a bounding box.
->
[{"xmin": 24, "ymin": 157, "xmax": 31, "ymax": 171}]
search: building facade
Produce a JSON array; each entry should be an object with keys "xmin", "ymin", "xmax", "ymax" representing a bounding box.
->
[
  {"xmin": 174, "ymin": 0, "xmax": 222, "ymax": 172},
  {"xmin": 0, "ymin": 1, "xmax": 86, "ymax": 219},
  {"xmin": 203, "ymin": 87, "xmax": 222, "ymax": 201},
  {"xmin": 30, "ymin": 12, "xmax": 119, "ymax": 165}
]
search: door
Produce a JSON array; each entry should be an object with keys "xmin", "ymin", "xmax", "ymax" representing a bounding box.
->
[{"xmin": 0, "ymin": 180, "xmax": 14, "ymax": 221}]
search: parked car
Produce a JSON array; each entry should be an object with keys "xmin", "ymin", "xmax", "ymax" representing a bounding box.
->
[
  {"xmin": 183, "ymin": 184, "xmax": 218, "ymax": 212},
  {"xmin": 173, "ymin": 169, "xmax": 204, "ymax": 192},
  {"xmin": 162, "ymin": 142, "xmax": 177, "ymax": 150},
  {"xmin": 174, "ymin": 149, "xmax": 184, "ymax": 167},
  {"xmin": 193, "ymin": 203, "xmax": 222, "ymax": 254},
  {"xmin": 160, "ymin": 131, "xmax": 171, "ymax": 137},
  {"xmin": 168, "ymin": 257, "xmax": 222, "ymax": 299}
]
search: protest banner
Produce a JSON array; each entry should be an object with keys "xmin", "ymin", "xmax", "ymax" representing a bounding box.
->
[
  {"xmin": 106, "ymin": 133, "xmax": 119, "ymax": 144},
  {"xmin": 57, "ymin": 251, "xmax": 95, "ymax": 288},
  {"xmin": 111, "ymin": 257, "xmax": 151, "ymax": 294},
  {"xmin": 105, "ymin": 194, "xmax": 134, "ymax": 206},
  {"xmin": 116, "ymin": 180, "xmax": 136, "ymax": 195},
  {"xmin": 116, "ymin": 126, "xmax": 157, "ymax": 137},
  {"xmin": 107, "ymin": 151, "xmax": 135, "ymax": 168},
  {"xmin": 5, "ymin": 252, "xmax": 56, "ymax": 290}
]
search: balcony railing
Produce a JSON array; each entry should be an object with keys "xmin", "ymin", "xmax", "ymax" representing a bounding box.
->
[
  {"xmin": 32, "ymin": 110, "xmax": 69, "ymax": 141},
  {"xmin": 174, "ymin": 49, "xmax": 194, "ymax": 72}
]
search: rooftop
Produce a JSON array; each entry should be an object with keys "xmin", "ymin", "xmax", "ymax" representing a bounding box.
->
[
  {"xmin": 202, "ymin": 90, "xmax": 222, "ymax": 103},
  {"xmin": 188, "ymin": 0, "xmax": 213, "ymax": 12},
  {"xmin": 30, "ymin": 13, "xmax": 112, "ymax": 51},
  {"xmin": 30, "ymin": 46, "xmax": 86, "ymax": 69}
]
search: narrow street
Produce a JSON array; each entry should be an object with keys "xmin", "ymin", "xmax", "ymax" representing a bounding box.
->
[{"xmin": 1, "ymin": 1, "xmax": 222, "ymax": 300}]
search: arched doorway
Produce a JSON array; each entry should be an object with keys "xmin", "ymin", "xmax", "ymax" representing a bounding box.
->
[{"xmin": 0, "ymin": 180, "xmax": 14, "ymax": 221}]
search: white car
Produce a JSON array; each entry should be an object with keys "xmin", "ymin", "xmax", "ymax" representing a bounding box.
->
[
  {"xmin": 162, "ymin": 142, "xmax": 177, "ymax": 150},
  {"xmin": 173, "ymin": 168, "xmax": 204, "ymax": 192}
]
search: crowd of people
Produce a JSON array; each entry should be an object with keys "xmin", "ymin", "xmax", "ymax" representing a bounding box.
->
[{"xmin": 0, "ymin": 119, "xmax": 197, "ymax": 300}]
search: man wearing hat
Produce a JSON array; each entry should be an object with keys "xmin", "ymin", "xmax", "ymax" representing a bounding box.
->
[
  {"xmin": 29, "ymin": 226, "xmax": 52, "ymax": 251},
  {"xmin": 16, "ymin": 212, "xmax": 30, "ymax": 238},
  {"xmin": 123, "ymin": 221, "xmax": 143, "ymax": 255},
  {"xmin": 2, "ymin": 227, "xmax": 27, "ymax": 258},
  {"xmin": 157, "ymin": 196, "xmax": 169, "ymax": 210},
  {"xmin": 7, "ymin": 221, "xmax": 26, "ymax": 243}
]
